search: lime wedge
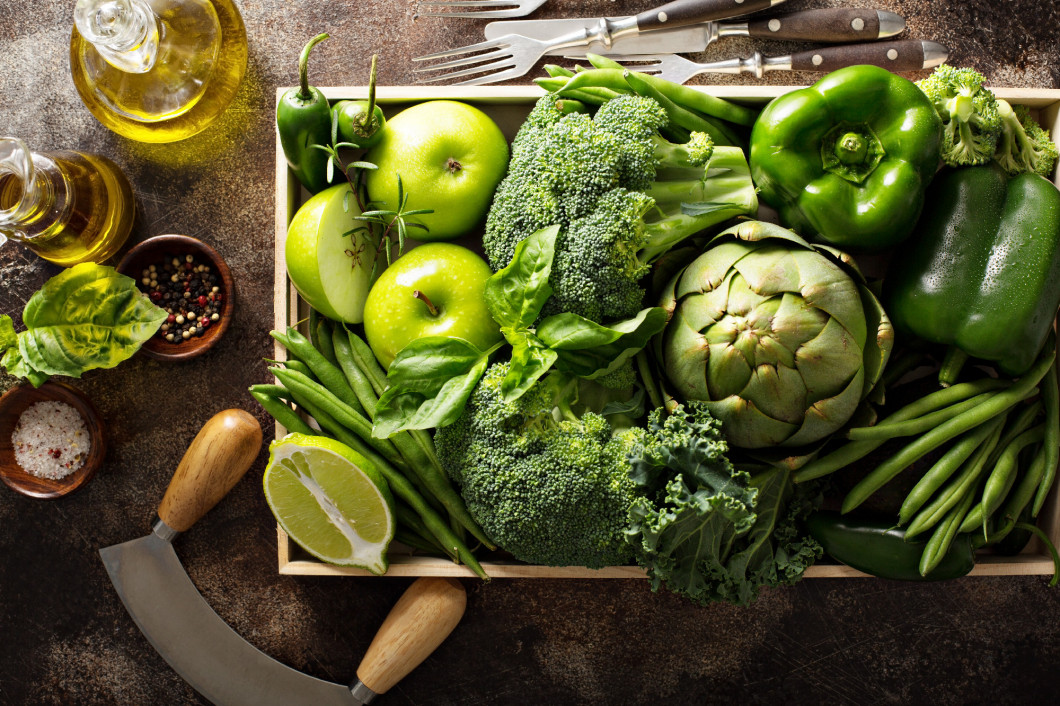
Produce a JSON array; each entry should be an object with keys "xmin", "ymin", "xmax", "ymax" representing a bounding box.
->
[{"xmin": 264, "ymin": 433, "xmax": 395, "ymax": 574}]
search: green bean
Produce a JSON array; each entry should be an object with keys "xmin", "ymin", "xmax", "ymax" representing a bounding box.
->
[
  {"xmin": 272, "ymin": 328, "xmax": 366, "ymax": 417},
  {"xmin": 795, "ymin": 378, "xmax": 1010, "ymax": 483},
  {"xmin": 270, "ymin": 366, "xmax": 405, "ymax": 469},
  {"xmin": 268, "ymin": 357, "xmax": 316, "ymax": 380},
  {"xmin": 394, "ymin": 530, "xmax": 446, "ymax": 555},
  {"xmin": 332, "ymin": 330, "xmax": 379, "ymax": 419},
  {"xmin": 250, "ymin": 390, "xmax": 318, "ymax": 437},
  {"xmin": 394, "ymin": 504, "xmax": 454, "ymax": 559},
  {"xmin": 308, "ymin": 308, "xmax": 324, "ymax": 354},
  {"xmin": 249, "ymin": 383, "xmax": 293, "ymax": 401},
  {"xmin": 584, "ymin": 53, "xmax": 625, "ymax": 71},
  {"xmin": 534, "ymin": 76, "xmax": 567, "ymax": 93},
  {"xmin": 554, "ymin": 98, "xmax": 588, "ymax": 115},
  {"xmin": 555, "ymin": 68, "xmax": 630, "ymax": 96},
  {"xmin": 346, "ymin": 329, "xmax": 389, "ymax": 396},
  {"xmin": 901, "ymin": 414, "xmax": 1005, "ymax": 528},
  {"xmin": 980, "ymin": 424, "xmax": 1046, "ymax": 532},
  {"xmin": 920, "ymin": 484, "xmax": 977, "ymax": 576},
  {"xmin": 846, "ymin": 391, "xmax": 998, "ymax": 441},
  {"xmin": 840, "ymin": 353, "xmax": 1054, "ymax": 514},
  {"xmin": 606, "ymin": 62, "xmax": 758, "ymax": 127},
  {"xmin": 1033, "ymin": 364, "xmax": 1059, "ymax": 516},
  {"xmin": 543, "ymin": 64, "xmax": 575, "ymax": 78},
  {"xmin": 992, "ymin": 400, "xmax": 1043, "ymax": 464},
  {"xmin": 622, "ymin": 70, "xmax": 739, "ymax": 147},
  {"xmin": 659, "ymin": 123, "xmax": 692, "ymax": 144},
  {"xmin": 992, "ymin": 446, "xmax": 1048, "ymax": 544},
  {"xmin": 312, "ymin": 312, "xmax": 338, "ymax": 367},
  {"xmin": 879, "ymin": 349, "xmax": 931, "ymax": 390}
]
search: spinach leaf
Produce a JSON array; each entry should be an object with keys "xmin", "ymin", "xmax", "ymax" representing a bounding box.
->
[
  {"xmin": 539, "ymin": 307, "xmax": 667, "ymax": 380},
  {"xmin": 0, "ymin": 264, "xmax": 166, "ymax": 387},
  {"xmin": 372, "ymin": 338, "xmax": 501, "ymax": 438},
  {"xmin": 484, "ymin": 225, "xmax": 558, "ymax": 331}
]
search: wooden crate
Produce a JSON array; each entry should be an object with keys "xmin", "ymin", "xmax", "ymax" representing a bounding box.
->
[{"xmin": 274, "ymin": 85, "xmax": 1060, "ymax": 579}]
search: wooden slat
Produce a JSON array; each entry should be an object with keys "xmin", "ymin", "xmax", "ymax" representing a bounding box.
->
[{"xmin": 275, "ymin": 85, "xmax": 1060, "ymax": 579}]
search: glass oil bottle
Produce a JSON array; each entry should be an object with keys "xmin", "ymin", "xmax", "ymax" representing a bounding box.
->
[
  {"xmin": 0, "ymin": 137, "xmax": 136, "ymax": 266},
  {"xmin": 70, "ymin": 0, "xmax": 248, "ymax": 143}
]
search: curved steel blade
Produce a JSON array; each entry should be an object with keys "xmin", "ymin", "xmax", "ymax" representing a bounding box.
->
[{"xmin": 100, "ymin": 532, "xmax": 357, "ymax": 706}]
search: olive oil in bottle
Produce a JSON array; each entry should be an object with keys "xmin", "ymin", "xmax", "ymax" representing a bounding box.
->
[
  {"xmin": 0, "ymin": 138, "xmax": 135, "ymax": 266},
  {"xmin": 70, "ymin": 0, "xmax": 248, "ymax": 143}
]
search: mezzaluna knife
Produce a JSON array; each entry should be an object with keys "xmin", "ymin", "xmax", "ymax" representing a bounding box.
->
[
  {"xmin": 484, "ymin": 7, "xmax": 906, "ymax": 56},
  {"xmin": 99, "ymin": 409, "xmax": 467, "ymax": 705}
]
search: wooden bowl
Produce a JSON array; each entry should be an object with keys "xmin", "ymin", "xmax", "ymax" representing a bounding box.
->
[
  {"xmin": 0, "ymin": 381, "xmax": 106, "ymax": 499},
  {"xmin": 117, "ymin": 234, "xmax": 235, "ymax": 362}
]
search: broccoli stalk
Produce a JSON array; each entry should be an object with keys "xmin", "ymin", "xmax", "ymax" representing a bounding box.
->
[
  {"xmin": 916, "ymin": 64, "xmax": 1002, "ymax": 168},
  {"xmin": 995, "ymin": 99, "xmax": 1059, "ymax": 177}
]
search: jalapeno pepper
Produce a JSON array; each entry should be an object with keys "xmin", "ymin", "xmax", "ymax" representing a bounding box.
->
[
  {"xmin": 749, "ymin": 65, "xmax": 942, "ymax": 252},
  {"xmin": 884, "ymin": 163, "xmax": 1060, "ymax": 383},
  {"xmin": 276, "ymin": 33, "xmax": 335, "ymax": 194},
  {"xmin": 333, "ymin": 54, "xmax": 386, "ymax": 150},
  {"xmin": 807, "ymin": 511, "xmax": 975, "ymax": 581}
]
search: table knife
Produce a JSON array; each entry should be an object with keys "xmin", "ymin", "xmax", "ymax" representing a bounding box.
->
[{"xmin": 484, "ymin": 7, "xmax": 905, "ymax": 56}]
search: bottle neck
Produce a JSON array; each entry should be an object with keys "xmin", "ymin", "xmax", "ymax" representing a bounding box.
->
[
  {"xmin": 0, "ymin": 138, "xmax": 53, "ymax": 238},
  {"xmin": 74, "ymin": 0, "xmax": 160, "ymax": 73}
]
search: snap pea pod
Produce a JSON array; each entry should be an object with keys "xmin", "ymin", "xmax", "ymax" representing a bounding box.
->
[
  {"xmin": 622, "ymin": 70, "xmax": 741, "ymax": 147},
  {"xmin": 901, "ymin": 414, "xmax": 1006, "ymax": 531},
  {"xmin": 979, "ymin": 424, "xmax": 1046, "ymax": 532},
  {"xmin": 534, "ymin": 77, "xmax": 567, "ymax": 93},
  {"xmin": 272, "ymin": 329, "xmax": 366, "ymax": 417},
  {"xmin": 846, "ymin": 391, "xmax": 999, "ymax": 442},
  {"xmin": 841, "ymin": 353, "xmax": 1054, "ymax": 514},
  {"xmin": 554, "ymin": 98, "xmax": 588, "ymax": 115},
  {"xmin": 554, "ymin": 68, "xmax": 630, "ymax": 96},
  {"xmin": 794, "ymin": 378, "xmax": 1009, "ymax": 483},
  {"xmin": 250, "ymin": 389, "xmax": 318, "ymax": 437},
  {"xmin": 920, "ymin": 483, "xmax": 978, "ymax": 576},
  {"xmin": 543, "ymin": 64, "xmax": 575, "ymax": 78},
  {"xmin": 1033, "ymin": 364, "xmax": 1060, "ymax": 516}
]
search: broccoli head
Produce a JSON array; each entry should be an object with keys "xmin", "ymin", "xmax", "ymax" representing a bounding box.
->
[
  {"xmin": 435, "ymin": 363, "xmax": 638, "ymax": 568},
  {"xmin": 995, "ymin": 99, "xmax": 1059, "ymax": 177},
  {"xmin": 917, "ymin": 64, "xmax": 1002, "ymax": 167},
  {"xmin": 484, "ymin": 94, "xmax": 757, "ymax": 325}
]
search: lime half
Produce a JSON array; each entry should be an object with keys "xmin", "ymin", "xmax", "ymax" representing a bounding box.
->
[{"xmin": 265, "ymin": 433, "xmax": 395, "ymax": 574}]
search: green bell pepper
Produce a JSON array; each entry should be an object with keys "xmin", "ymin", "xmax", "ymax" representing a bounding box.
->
[
  {"xmin": 885, "ymin": 163, "xmax": 1060, "ymax": 383},
  {"xmin": 749, "ymin": 65, "xmax": 942, "ymax": 252}
]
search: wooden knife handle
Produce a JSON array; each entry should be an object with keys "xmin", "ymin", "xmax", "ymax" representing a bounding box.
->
[
  {"xmin": 789, "ymin": 39, "xmax": 944, "ymax": 73},
  {"xmin": 748, "ymin": 8, "xmax": 890, "ymax": 42},
  {"xmin": 636, "ymin": 0, "xmax": 780, "ymax": 33},
  {"xmin": 158, "ymin": 409, "xmax": 263, "ymax": 533},
  {"xmin": 356, "ymin": 578, "xmax": 467, "ymax": 696}
]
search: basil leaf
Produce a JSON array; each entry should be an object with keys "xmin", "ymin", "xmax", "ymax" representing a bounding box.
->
[
  {"xmin": 385, "ymin": 337, "xmax": 487, "ymax": 396},
  {"xmin": 373, "ymin": 353, "xmax": 491, "ymax": 438},
  {"xmin": 501, "ymin": 332, "xmax": 558, "ymax": 403},
  {"xmin": 12, "ymin": 264, "xmax": 166, "ymax": 386},
  {"xmin": 485, "ymin": 224, "xmax": 559, "ymax": 331},
  {"xmin": 542, "ymin": 307, "xmax": 667, "ymax": 379}
]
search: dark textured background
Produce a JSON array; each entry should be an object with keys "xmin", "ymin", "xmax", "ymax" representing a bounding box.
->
[{"xmin": 2, "ymin": 0, "xmax": 1060, "ymax": 704}]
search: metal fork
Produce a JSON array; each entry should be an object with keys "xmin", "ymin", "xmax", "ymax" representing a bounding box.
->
[
  {"xmin": 416, "ymin": 0, "xmax": 549, "ymax": 19},
  {"xmin": 575, "ymin": 39, "xmax": 950, "ymax": 84},
  {"xmin": 413, "ymin": 0, "xmax": 789, "ymax": 85}
]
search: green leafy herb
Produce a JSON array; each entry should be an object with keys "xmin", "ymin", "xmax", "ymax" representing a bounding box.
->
[
  {"xmin": 538, "ymin": 307, "xmax": 666, "ymax": 381},
  {"xmin": 353, "ymin": 173, "xmax": 434, "ymax": 277},
  {"xmin": 0, "ymin": 263, "xmax": 167, "ymax": 387},
  {"xmin": 484, "ymin": 225, "xmax": 558, "ymax": 331}
]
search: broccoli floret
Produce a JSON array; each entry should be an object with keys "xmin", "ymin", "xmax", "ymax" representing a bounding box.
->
[
  {"xmin": 435, "ymin": 363, "xmax": 638, "ymax": 568},
  {"xmin": 995, "ymin": 99, "xmax": 1059, "ymax": 177},
  {"xmin": 917, "ymin": 64, "xmax": 1002, "ymax": 167},
  {"xmin": 484, "ymin": 94, "xmax": 758, "ymax": 324}
]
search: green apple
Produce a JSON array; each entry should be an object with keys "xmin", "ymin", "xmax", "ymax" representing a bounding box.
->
[
  {"xmin": 365, "ymin": 100, "xmax": 509, "ymax": 241},
  {"xmin": 362, "ymin": 243, "xmax": 502, "ymax": 368},
  {"xmin": 285, "ymin": 183, "xmax": 377, "ymax": 323}
]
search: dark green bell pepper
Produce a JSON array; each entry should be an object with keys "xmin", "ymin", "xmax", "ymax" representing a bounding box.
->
[
  {"xmin": 749, "ymin": 65, "xmax": 942, "ymax": 252},
  {"xmin": 807, "ymin": 511, "xmax": 975, "ymax": 581},
  {"xmin": 885, "ymin": 163, "xmax": 1060, "ymax": 383},
  {"xmin": 277, "ymin": 33, "xmax": 335, "ymax": 194}
]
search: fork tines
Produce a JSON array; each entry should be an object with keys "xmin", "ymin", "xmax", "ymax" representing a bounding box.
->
[
  {"xmin": 416, "ymin": 0, "xmax": 545, "ymax": 19},
  {"xmin": 413, "ymin": 37, "xmax": 521, "ymax": 85}
]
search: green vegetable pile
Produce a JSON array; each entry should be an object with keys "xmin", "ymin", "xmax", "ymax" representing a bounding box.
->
[{"xmin": 256, "ymin": 56, "xmax": 1060, "ymax": 604}]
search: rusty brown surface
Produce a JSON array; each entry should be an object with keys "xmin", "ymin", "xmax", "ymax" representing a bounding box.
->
[{"xmin": 1, "ymin": 0, "xmax": 1060, "ymax": 704}]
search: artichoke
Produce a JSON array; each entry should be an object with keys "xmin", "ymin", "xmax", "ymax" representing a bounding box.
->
[{"xmin": 657, "ymin": 221, "xmax": 892, "ymax": 449}]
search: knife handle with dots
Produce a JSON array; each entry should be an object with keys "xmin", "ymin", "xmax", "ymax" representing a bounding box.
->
[
  {"xmin": 747, "ymin": 8, "xmax": 897, "ymax": 42},
  {"xmin": 157, "ymin": 409, "xmax": 263, "ymax": 534},
  {"xmin": 789, "ymin": 39, "xmax": 948, "ymax": 73},
  {"xmin": 636, "ymin": 0, "xmax": 781, "ymax": 32}
]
